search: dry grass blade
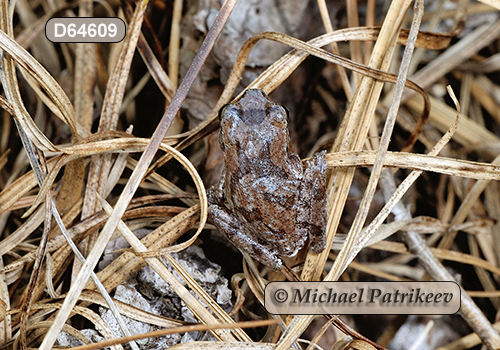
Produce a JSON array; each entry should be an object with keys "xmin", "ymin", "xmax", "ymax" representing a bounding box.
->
[
  {"xmin": 99, "ymin": 0, "xmax": 149, "ymax": 132},
  {"xmin": 406, "ymin": 94, "xmax": 498, "ymax": 148},
  {"xmin": 0, "ymin": 8, "xmax": 77, "ymax": 141},
  {"xmin": 39, "ymin": 150, "xmax": 200, "ymax": 350},
  {"xmin": 97, "ymin": 196, "xmax": 239, "ymax": 342},
  {"xmin": 168, "ymin": 0, "xmax": 183, "ymax": 89},
  {"xmin": 330, "ymin": 0, "xmax": 422, "ymax": 276},
  {"xmin": 0, "ymin": 206, "xmax": 44, "ymax": 256},
  {"xmin": 79, "ymin": 290, "xmax": 183, "ymax": 328},
  {"xmin": 136, "ymin": 32, "xmax": 175, "ymax": 101},
  {"xmin": 317, "ymin": 0, "xmax": 352, "ymax": 100},
  {"xmin": 4, "ymin": 0, "xmax": 500, "ymax": 349},
  {"xmin": 18, "ymin": 197, "xmax": 52, "ymax": 349},
  {"xmin": 436, "ymin": 322, "xmax": 500, "ymax": 350},
  {"xmin": 80, "ymin": 0, "xmax": 152, "ymax": 273},
  {"xmin": 326, "ymin": 151, "xmax": 500, "ymax": 180},
  {"xmin": 228, "ymin": 27, "xmax": 452, "ymax": 102},
  {"xmin": 202, "ymin": 30, "xmax": 430, "ymax": 123},
  {"xmin": 276, "ymin": 1, "xmax": 416, "ymax": 348},
  {"xmin": 37, "ymin": 1, "xmax": 238, "ymax": 346},
  {"xmin": 17, "ymin": 137, "xmax": 202, "ymax": 214},
  {"xmin": 9, "ymin": 123, "xmax": 141, "ymax": 348},
  {"xmin": 68, "ymin": 320, "xmax": 278, "ymax": 350},
  {"xmin": 170, "ymin": 342, "xmax": 275, "ymax": 350},
  {"xmin": 400, "ymin": 232, "xmax": 500, "ymax": 348},
  {"xmin": 163, "ymin": 254, "xmax": 251, "ymax": 341},
  {"xmin": 410, "ymin": 18, "xmax": 500, "ymax": 90},
  {"xmin": 152, "ymin": 23, "xmax": 451, "ymax": 175},
  {"xmin": 89, "ymin": 204, "xmax": 200, "ymax": 293},
  {"xmin": 393, "ymin": 89, "xmax": 500, "ymax": 347},
  {"xmin": 367, "ymin": 241, "xmax": 500, "ymax": 279},
  {"xmin": 7, "ymin": 302, "xmax": 137, "ymax": 350},
  {"xmin": 73, "ymin": 5, "xmax": 96, "ymax": 134},
  {"xmin": 0, "ymin": 155, "xmax": 62, "ymax": 214},
  {"xmin": 0, "ymin": 46, "xmax": 58, "ymax": 152}
]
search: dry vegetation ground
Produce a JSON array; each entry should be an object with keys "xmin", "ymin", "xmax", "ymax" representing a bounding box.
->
[{"xmin": 2, "ymin": 0, "xmax": 500, "ymax": 349}]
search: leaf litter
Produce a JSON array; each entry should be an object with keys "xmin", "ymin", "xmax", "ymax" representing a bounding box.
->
[{"xmin": 1, "ymin": 0, "xmax": 500, "ymax": 349}]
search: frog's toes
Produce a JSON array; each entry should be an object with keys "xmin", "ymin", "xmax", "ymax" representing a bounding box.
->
[{"xmin": 250, "ymin": 249, "xmax": 282, "ymax": 270}]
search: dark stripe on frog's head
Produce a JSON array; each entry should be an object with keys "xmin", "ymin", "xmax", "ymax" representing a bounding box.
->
[{"xmin": 235, "ymin": 89, "xmax": 275, "ymax": 126}]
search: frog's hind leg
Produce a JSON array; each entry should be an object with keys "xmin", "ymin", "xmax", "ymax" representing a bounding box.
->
[
  {"xmin": 208, "ymin": 204, "xmax": 283, "ymax": 270},
  {"xmin": 296, "ymin": 151, "xmax": 327, "ymax": 253}
]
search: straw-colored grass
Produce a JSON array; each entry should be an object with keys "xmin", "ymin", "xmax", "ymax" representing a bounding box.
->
[{"xmin": 2, "ymin": 0, "xmax": 500, "ymax": 349}]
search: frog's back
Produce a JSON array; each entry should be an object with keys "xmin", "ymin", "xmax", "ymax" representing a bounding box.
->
[{"xmin": 230, "ymin": 172, "xmax": 307, "ymax": 256}]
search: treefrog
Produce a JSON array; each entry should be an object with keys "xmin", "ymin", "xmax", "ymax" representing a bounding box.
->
[{"xmin": 208, "ymin": 89, "xmax": 327, "ymax": 270}]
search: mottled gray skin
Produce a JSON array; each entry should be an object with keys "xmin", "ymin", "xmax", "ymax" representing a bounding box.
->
[{"xmin": 208, "ymin": 89, "xmax": 327, "ymax": 270}]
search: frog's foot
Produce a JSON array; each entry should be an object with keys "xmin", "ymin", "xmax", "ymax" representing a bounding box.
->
[
  {"xmin": 208, "ymin": 204, "xmax": 282, "ymax": 270},
  {"xmin": 297, "ymin": 151, "xmax": 327, "ymax": 253}
]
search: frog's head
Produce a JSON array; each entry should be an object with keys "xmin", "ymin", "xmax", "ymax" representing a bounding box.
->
[
  {"xmin": 218, "ymin": 89, "xmax": 289, "ymax": 152},
  {"xmin": 236, "ymin": 89, "xmax": 289, "ymax": 127}
]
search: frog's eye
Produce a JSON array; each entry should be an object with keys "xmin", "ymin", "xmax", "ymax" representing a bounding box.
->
[
  {"xmin": 266, "ymin": 105, "xmax": 289, "ymax": 125},
  {"xmin": 219, "ymin": 104, "xmax": 241, "ymax": 121},
  {"xmin": 218, "ymin": 104, "xmax": 230, "ymax": 121}
]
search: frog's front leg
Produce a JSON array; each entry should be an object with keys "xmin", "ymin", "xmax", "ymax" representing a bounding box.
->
[
  {"xmin": 208, "ymin": 197, "xmax": 283, "ymax": 270},
  {"xmin": 296, "ymin": 151, "xmax": 327, "ymax": 253}
]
